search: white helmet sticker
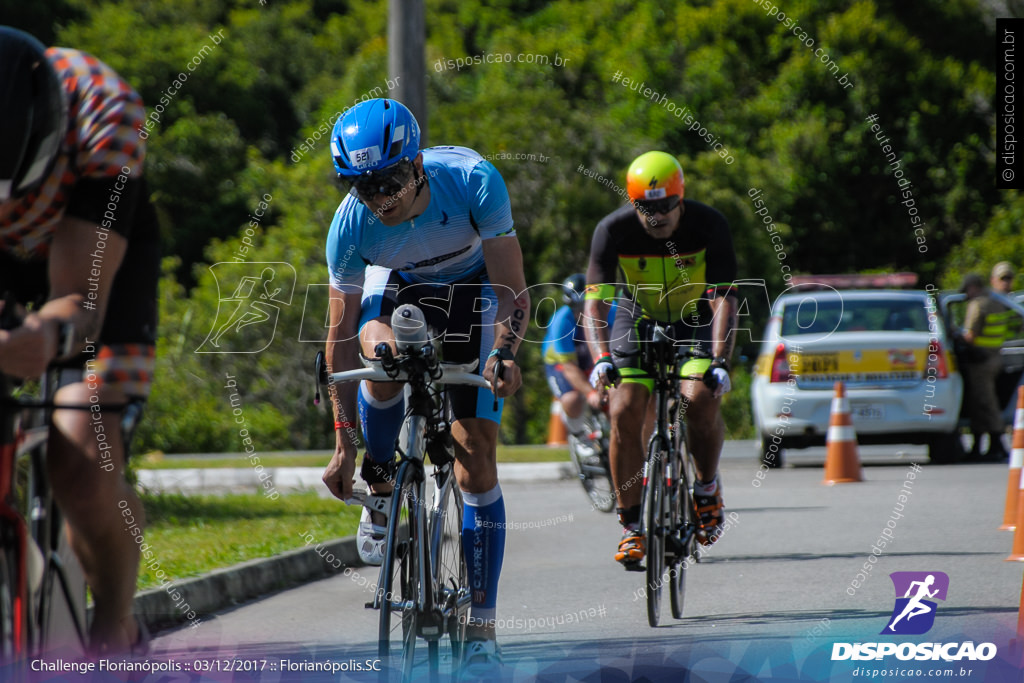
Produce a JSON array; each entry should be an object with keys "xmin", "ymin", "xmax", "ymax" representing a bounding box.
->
[
  {"xmin": 350, "ymin": 145, "xmax": 382, "ymax": 169},
  {"xmin": 644, "ymin": 187, "xmax": 667, "ymax": 199}
]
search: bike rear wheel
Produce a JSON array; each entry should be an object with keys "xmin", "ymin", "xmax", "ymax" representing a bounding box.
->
[
  {"xmin": 429, "ymin": 477, "xmax": 467, "ymax": 678},
  {"xmin": 568, "ymin": 431, "xmax": 615, "ymax": 513},
  {"xmin": 378, "ymin": 478, "xmax": 420, "ymax": 680},
  {"xmin": 644, "ymin": 442, "xmax": 666, "ymax": 627}
]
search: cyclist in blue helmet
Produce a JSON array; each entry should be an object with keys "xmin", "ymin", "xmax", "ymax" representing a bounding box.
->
[{"xmin": 322, "ymin": 98, "xmax": 527, "ymax": 674}]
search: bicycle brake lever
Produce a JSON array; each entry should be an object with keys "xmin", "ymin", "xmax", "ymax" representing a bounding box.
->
[
  {"xmin": 491, "ymin": 359, "xmax": 504, "ymax": 412},
  {"xmin": 343, "ymin": 488, "xmax": 367, "ymax": 507},
  {"xmin": 313, "ymin": 351, "xmax": 327, "ymax": 404}
]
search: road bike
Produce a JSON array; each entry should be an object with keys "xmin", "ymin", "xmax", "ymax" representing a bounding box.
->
[
  {"xmin": 566, "ymin": 407, "xmax": 615, "ymax": 512},
  {"xmin": 615, "ymin": 325, "xmax": 710, "ymax": 627},
  {"xmin": 315, "ymin": 304, "xmax": 497, "ymax": 681},
  {"xmin": 0, "ymin": 298, "xmax": 87, "ymax": 671}
]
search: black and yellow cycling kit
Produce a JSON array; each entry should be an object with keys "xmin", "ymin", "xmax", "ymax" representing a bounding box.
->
[{"xmin": 585, "ymin": 201, "xmax": 737, "ymax": 387}]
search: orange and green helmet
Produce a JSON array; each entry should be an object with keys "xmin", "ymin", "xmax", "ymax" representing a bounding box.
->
[{"xmin": 626, "ymin": 151, "xmax": 685, "ymax": 202}]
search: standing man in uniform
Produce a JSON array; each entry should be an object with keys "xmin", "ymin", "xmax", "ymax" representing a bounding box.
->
[{"xmin": 959, "ymin": 264, "xmax": 1015, "ymax": 461}]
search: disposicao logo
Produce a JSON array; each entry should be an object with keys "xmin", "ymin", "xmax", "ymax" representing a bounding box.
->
[
  {"xmin": 831, "ymin": 571, "xmax": 997, "ymax": 662},
  {"xmin": 883, "ymin": 571, "xmax": 948, "ymax": 635}
]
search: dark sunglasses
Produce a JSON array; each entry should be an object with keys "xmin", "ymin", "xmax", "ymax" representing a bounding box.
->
[
  {"xmin": 634, "ymin": 195, "xmax": 681, "ymax": 216},
  {"xmin": 349, "ymin": 160, "xmax": 414, "ymax": 201},
  {"xmin": 1000, "ymin": 274, "xmax": 1014, "ymax": 281}
]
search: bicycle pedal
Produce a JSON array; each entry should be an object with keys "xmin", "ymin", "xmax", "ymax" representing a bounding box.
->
[
  {"xmin": 364, "ymin": 601, "xmax": 375, "ymax": 609},
  {"xmin": 622, "ymin": 560, "xmax": 645, "ymax": 573}
]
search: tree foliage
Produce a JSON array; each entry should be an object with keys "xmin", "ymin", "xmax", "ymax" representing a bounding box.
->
[{"xmin": 8, "ymin": 0, "xmax": 1007, "ymax": 451}]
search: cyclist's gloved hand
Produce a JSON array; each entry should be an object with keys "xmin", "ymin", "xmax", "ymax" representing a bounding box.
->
[
  {"xmin": 703, "ymin": 358, "xmax": 731, "ymax": 399},
  {"xmin": 589, "ymin": 356, "xmax": 620, "ymax": 389}
]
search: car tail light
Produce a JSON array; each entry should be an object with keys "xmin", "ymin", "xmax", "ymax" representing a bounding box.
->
[
  {"xmin": 926, "ymin": 340, "xmax": 949, "ymax": 380},
  {"xmin": 769, "ymin": 343, "xmax": 790, "ymax": 383}
]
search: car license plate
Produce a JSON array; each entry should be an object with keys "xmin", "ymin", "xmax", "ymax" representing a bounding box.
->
[
  {"xmin": 801, "ymin": 353, "xmax": 839, "ymax": 374},
  {"xmin": 851, "ymin": 403, "xmax": 885, "ymax": 420}
]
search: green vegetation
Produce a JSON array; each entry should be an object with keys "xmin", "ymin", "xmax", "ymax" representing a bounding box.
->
[
  {"xmin": 8, "ymin": 0, "xmax": 1002, "ymax": 453},
  {"xmin": 137, "ymin": 491, "xmax": 360, "ymax": 590}
]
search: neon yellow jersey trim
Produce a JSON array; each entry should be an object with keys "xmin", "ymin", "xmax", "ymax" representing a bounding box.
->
[{"xmin": 585, "ymin": 283, "xmax": 616, "ymax": 301}]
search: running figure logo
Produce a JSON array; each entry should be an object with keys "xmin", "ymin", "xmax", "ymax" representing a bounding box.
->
[
  {"xmin": 197, "ymin": 262, "xmax": 296, "ymax": 353},
  {"xmin": 882, "ymin": 571, "xmax": 949, "ymax": 635}
]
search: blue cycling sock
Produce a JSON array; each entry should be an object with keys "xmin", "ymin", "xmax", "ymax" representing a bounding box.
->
[
  {"xmin": 357, "ymin": 381, "xmax": 405, "ymax": 463},
  {"xmin": 462, "ymin": 484, "xmax": 505, "ymax": 625}
]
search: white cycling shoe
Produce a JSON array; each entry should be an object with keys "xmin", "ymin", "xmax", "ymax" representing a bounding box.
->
[
  {"xmin": 460, "ymin": 640, "xmax": 503, "ymax": 681},
  {"xmin": 356, "ymin": 493, "xmax": 392, "ymax": 566}
]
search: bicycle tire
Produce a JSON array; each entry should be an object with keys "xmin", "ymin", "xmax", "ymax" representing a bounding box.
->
[
  {"xmin": 378, "ymin": 477, "xmax": 419, "ymax": 680},
  {"xmin": 568, "ymin": 432, "xmax": 615, "ymax": 513},
  {"xmin": 429, "ymin": 476, "xmax": 467, "ymax": 678},
  {"xmin": 0, "ymin": 531, "xmax": 18, "ymax": 664},
  {"xmin": 644, "ymin": 441, "xmax": 666, "ymax": 627},
  {"xmin": 669, "ymin": 436, "xmax": 693, "ymax": 619}
]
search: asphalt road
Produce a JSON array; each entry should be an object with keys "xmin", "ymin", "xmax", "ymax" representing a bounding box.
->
[{"xmin": 138, "ymin": 445, "xmax": 1024, "ymax": 682}]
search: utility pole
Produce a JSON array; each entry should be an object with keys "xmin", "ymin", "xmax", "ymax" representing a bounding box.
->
[{"xmin": 388, "ymin": 0, "xmax": 427, "ymax": 145}]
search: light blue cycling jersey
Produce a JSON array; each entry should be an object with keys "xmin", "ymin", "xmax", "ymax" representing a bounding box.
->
[
  {"xmin": 326, "ymin": 146, "xmax": 514, "ymax": 291},
  {"xmin": 542, "ymin": 301, "xmax": 618, "ymax": 365}
]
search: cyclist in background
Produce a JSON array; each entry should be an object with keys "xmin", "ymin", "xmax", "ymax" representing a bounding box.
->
[
  {"xmin": 584, "ymin": 151, "xmax": 737, "ymax": 569},
  {"xmin": 0, "ymin": 27, "xmax": 158, "ymax": 654},
  {"xmin": 543, "ymin": 274, "xmax": 607, "ymax": 456},
  {"xmin": 321, "ymin": 98, "xmax": 528, "ymax": 672}
]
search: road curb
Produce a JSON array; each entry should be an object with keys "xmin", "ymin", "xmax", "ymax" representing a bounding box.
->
[
  {"xmin": 136, "ymin": 462, "xmax": 577, "ymax": 496},
  {"xmin": 133, "ymin": 536, "xmax": 360, "ymax": 633},
  {"xmin": 131, "ymin": 462, "xmax": 578, "ymax": 633}
]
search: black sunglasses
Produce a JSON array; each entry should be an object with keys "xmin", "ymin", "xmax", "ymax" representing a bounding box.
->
[
  {"xmin": 634, "ymin": 195, "xmax": 680, "ymax": 216},
  {"xmin": 1000, "ymin": 274, "xmax": 1014, "ymax": 281},
  {"xmin": 349, "ymin": 160, "xmax": 414, "ymax": 201}
]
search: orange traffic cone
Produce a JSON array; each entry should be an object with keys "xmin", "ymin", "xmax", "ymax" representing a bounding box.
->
[
  {"xmin": 1018, "ymin": 569, "xmax": 1024, "ymax": 638},
  {"xmin": 1001, "ymin": 386, "xmax": 1024, "ymax": 531},
  {"xmin": 546, "ymin": 399, "xmax": 568, "ymax": 446},
  {"xmin": 1008, "ymin": 412, "xmax": 1024, "ymax": 560},
  {"xmin": 823, "ymin": 381, "xmax": 863, "ymax": 484}
]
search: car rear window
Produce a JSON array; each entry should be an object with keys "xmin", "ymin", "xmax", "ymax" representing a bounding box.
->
[{"xmin": 780, "ymin": 297, "xmax": 929, "ymax": 336}]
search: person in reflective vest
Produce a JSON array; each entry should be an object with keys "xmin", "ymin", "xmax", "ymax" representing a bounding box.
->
[{"xmin": 959, "ymin": 267, "xmax": 1012, "ymax": 461}]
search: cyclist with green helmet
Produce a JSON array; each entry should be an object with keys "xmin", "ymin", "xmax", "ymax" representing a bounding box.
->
[{"xmin": 585, "ymin": 151, "xmax": 738, "ymax": 568}]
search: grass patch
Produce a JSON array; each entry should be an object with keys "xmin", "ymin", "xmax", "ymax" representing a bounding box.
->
[
  {"xmin": 139, "ymin": 453, "xmax": 331, "ymax": 469},
  {"xmin": 140, "ymin": 444, "xmax": 570, "ymax": 469},
  {"xmin": 137, "ymin": 491, "xmax": 359, "ymax": 591}
]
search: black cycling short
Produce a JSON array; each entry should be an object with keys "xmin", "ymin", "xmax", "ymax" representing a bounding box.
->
[
  {"xmin": 357, "ymin": 267, "xmax": 503, "ymax": 423},
  {"xmin": 610, "ymin": 298, "xmax": 713, "ymax": 390}
]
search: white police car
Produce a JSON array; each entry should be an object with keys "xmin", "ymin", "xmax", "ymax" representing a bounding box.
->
[{"xmin": 751, "ymin": 280, "xmax": 963, "ymax": 466}]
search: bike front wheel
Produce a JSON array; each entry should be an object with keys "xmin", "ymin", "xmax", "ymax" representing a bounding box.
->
[
  {"xmin": 644, "ymin": 443, "xmax": 667, "ymax": 627},
  {"xmin": 669, "ymin": 441, "xmax": 694, "ymax": 619},
  {"xmin": 378, "ymin": 479, "xmax": 420, "ymax": 680},
  {"xmin": 429, "ymin": 477, "xmax": 468, "ymax": 678}
]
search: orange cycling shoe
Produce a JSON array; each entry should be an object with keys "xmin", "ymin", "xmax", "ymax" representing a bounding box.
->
[
  {"xmin": 615, "ymin": 529, "xmax": 645, "ymax": 568},
  {"xmin": 693, "ymin": 477, "xmax": 725, "ymax": 546}
]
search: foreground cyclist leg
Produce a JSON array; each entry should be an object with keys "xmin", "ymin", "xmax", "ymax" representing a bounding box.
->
[
  {"xmin": 680, "ymin": 374, "xmax": 727, "ymax": 545},
  {"xmin": 606, "ymin": 382, "xmax": 652, "ymax": 568},
  {"xmin": 49, "ymin": 380, "xmax": 144, "ymax": 653},
  {"xmin": 450, "ymin": 419, "xmax": 505, "ymax": 656}
]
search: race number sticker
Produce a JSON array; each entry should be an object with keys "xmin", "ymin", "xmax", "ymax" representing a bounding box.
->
[{"xmin": 350, "ymin": 145, "xmax": 381, "ymax": 169}]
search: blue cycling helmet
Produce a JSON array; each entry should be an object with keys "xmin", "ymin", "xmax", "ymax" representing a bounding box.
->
[
  {"xmin": 562, "ymin": 273, "xmax": 586, "ymax": 306},
  {"xmin": 330, "ymin": 98, "xmax": 420, "ymax": 178}
]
